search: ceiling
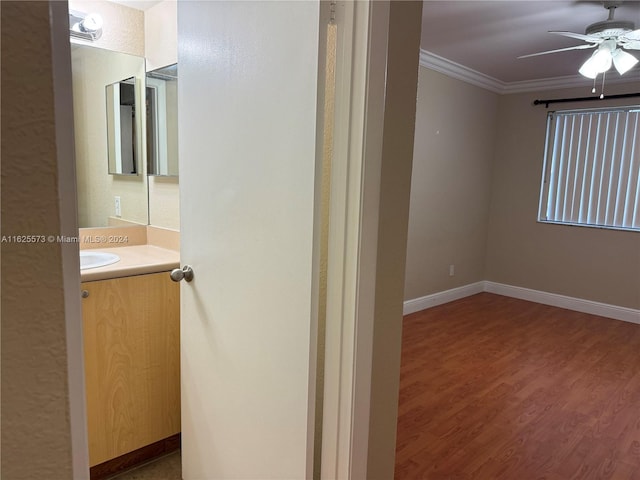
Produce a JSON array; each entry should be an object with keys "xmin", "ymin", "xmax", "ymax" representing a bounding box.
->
[
  {"xmin": 108, "ymin": 0, "xmax": 162, "ymax": 11},
  {"xmin": 421, "ymin": 0, "xmax": 640, "ymax": 85},
  {"xmin": 107, "ymin": 0, "xmax": 639, "ymax": 89}
]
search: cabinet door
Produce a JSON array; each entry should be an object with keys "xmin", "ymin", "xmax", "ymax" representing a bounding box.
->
[{"xmin": 82, "ymin": 272, "xmax": 180, "ymax": 466}]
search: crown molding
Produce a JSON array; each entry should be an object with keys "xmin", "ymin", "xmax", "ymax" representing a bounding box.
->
[
  {"xmin": 419, "ymin": 49, "xmax": 639, "ymax": 95},
  {"xmin": 419, "ymin": 50, "xmax": 505, "ymax": 93}
]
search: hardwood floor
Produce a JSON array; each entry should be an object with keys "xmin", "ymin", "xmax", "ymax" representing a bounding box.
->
[{"xmin": 395, "ymin": 293, "xmax": 640, "ymax": 480}]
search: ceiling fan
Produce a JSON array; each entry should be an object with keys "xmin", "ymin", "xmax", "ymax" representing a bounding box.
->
[{"xmin": 519, "ymin": 1, "xmax": 640, "ymax": 78}]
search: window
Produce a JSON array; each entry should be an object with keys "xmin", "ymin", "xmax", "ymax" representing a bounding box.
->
[{"xmin": 538, "ymin": 106, "xmax": 640, "ymax": 231}]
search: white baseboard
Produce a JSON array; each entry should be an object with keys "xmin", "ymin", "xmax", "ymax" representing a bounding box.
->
[
  {"xmin": 404, "ymin": 281, "xmax": 640, "ymax": 324},
  {"xmin": 484, "ymin": 281, "xmax": 640, "ymax": 325},
  {"xmin": 403, "ymin": 282, "xmax": 484, "ymax": 315}
]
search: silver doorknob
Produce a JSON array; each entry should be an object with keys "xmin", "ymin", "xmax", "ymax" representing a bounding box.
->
[{"xmin": 170, "ymin": 265, "xmax": 194, "ymax": 282}]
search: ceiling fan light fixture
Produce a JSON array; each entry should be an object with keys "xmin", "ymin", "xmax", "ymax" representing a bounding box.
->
[
  {"xmin": 579, "ymin": 47, "xmax": 613, "ymax": 78},
  {"xmin": 612, "ymin": 49, "xmax": 639, "ymax": 74}
]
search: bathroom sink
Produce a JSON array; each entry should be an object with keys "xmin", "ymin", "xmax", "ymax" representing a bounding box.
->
[{"xmin": 80, "ymin": 251, "xmax": 120, "ymax": 270}]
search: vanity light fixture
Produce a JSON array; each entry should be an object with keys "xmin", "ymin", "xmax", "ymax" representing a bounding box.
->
[{"xmin": 69, "ymin": 10, "xmax": 104, "ymax": 42}]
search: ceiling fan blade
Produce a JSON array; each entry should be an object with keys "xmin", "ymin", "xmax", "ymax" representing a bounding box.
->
[
  {"xmin": 622, "ymin": 29, "xmax": 640, "ymax": 41},
  {"xmin": 549, "ymin": 31, "xmax": 603, "ymax": 43},
  {"xmin": 518, "ymin": 43, "xmax": 597, "ymax": 59},
  {"xmin": 621, "ymin": 40, "xmax": 640, "ymax": 50}
]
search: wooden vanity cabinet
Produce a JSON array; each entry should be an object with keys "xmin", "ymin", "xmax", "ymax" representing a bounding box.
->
[{"xmin": 81, "ymin": 272, "xmax": 180, "ymax": 467}]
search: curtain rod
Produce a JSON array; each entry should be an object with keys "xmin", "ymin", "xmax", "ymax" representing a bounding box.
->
[{"xmin": 533, "ymin": 92, "xmax": 640, "ymax": 108}]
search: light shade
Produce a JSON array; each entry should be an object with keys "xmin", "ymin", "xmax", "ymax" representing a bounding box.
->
[
  {"xmin": 579, "ymin": 47, "xmax": 613, "ymax": 79},
  {"xmin": 612, "ymin": 49, "xmax": 639, "ymax": 75}
]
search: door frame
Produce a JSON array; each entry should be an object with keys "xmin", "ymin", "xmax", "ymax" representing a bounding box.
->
[
  {"xmin": 320, "ymin": 0, "xmax": 392, "ymax": 478},
  {"xmin": 55, "ymin": 0, "xmax": 415, "ymax": 478},
  {"xmin": 50, "ymin": 1, "xmax": 91, "ymax": 477},
  {"xmin": 321, "ymin": 1, "xmax": 421, "ymax": 478}
]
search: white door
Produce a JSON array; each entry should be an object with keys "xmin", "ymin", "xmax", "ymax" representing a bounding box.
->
[{"xmin": 177, "ymin": 1, "xmax": 320, "ymax": 478}]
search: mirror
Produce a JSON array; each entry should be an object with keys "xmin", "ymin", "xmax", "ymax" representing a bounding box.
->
[
  {"xmin": 106, "ymin": 77, "xmax": 138, "ymax": 175},
  {"xmin": 71, "ymin": 44, "xmax": 148, "ymax": 228},
  {"xmin": 146, "ymin": 64, "xmax": 179, "ymax": 177}
]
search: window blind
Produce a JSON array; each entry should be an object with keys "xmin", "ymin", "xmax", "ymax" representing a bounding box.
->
[{"xmin": 539, "ymin": 106, "xmax": 640, "ymax": 231}]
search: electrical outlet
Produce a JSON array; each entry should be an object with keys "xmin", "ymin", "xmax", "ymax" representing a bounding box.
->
[
  {"xmin": 449, "ymin": 264, "xmax": 455, "ymax": 276},
  {"xmin": 115, "ymin": 196, "xmax": 121, "ymax": 217}
]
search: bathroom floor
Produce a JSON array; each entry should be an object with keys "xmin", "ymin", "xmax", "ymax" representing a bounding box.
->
[{"xmin": 109, "ymin": 451, "xmax": 181, "ymax": 480}]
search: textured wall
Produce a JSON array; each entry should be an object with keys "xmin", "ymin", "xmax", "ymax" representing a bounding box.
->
[
  {"xmin": 1, "ymin": 2, "xmax": 82, "ymax": 478},
  {"xmin": 405, "ymin": 67, "xmax": 498, "ymax": 300},
  {"xmin": 148, "ymin": 176, "xmax": 180, "ymax": 230}
]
